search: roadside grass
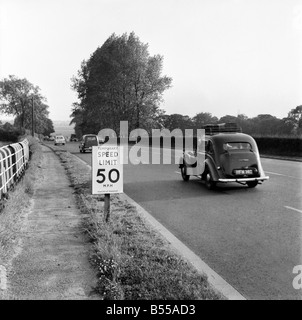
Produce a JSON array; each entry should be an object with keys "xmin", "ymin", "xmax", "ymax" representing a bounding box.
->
[
  {"xmin": 50, "ymin": 146, "xmax": 224, "ymax": 300},
  {"xmin": 0, "ymin": 137, "xmax": 43, "ymax": 280}
]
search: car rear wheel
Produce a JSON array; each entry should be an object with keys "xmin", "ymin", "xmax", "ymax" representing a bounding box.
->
[
  {"xmin": 205, "ymin": 169, "xmax": 216, "ymax": 190},
  {"xmin": 181, "ymin": 163, "xmax": 190, "ymax": 181},
  {"xmin": 247, "ymin": 180, "xmax": 258, "ymax": 188}
]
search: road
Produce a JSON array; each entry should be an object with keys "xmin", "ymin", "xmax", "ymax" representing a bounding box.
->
[{"xmin": 51, "ymin": 141, "xmax": 302, "ymax": 300}]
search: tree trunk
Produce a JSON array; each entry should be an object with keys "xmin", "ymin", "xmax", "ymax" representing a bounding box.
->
[{"xmin": 136, "ymin": 103, "xmax": 140, "ymax": 128}]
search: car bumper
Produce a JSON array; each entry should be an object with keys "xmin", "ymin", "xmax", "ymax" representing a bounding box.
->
[{"xmin": 218, "ymin": 176, "xmax": 269, "ymax": 183}]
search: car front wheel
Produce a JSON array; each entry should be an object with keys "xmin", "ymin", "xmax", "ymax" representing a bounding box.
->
[
  {"xmin": 181, "ymin": 164, "xmax": 190, "ymax": 181},
  {"xmin": 205, "ymin": 169, "xmax": 216, "ymax": 190}
]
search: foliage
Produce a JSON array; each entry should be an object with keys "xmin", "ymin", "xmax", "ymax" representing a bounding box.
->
[
  {"xmin": 287, "ymin": 105, "xmax": 302, "ymax": 135},
  {"xmin": 192, "ymin": 112, "xmax": 218, "ymax": 129},
  {"xmin": 162, "ymin": 113, "xmax": 193, "ymax": 132},
  {"xmin": 71, "ymin": 32, "xmax": 172, "ymax": 136},
  {"xmin": 41, "ymin": 118, "xmax": 55, "ymax": 137},
  {"xmin": 240, "ymin": 114, "xmax": 292, "ymax": 136},
  {"xmin": 0, "ymin": 122, "xmax": 25, "ymax": 142},
  {"xmin": 0, "ymin": 75, "xmax": 54, "ymax": 135},
  {"xmin": 14, "ymin": 103, "xmax": 55, "ymax": 136},
  {"xmin": 161, "ymin": 109, "xmax": 301, "ymax": 137}
]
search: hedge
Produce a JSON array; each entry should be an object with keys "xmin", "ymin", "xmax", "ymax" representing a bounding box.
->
[
  {"xmin": 0, "ymin": 127, "xmax": 25, "ymax": 142},
  {"xmin": 253, "ymin": 137, "xmax": 302, "ymax": 157}
]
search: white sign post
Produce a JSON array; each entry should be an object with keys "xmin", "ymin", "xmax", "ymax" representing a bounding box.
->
[{"xmin": 92, "ymin": 145, "xmax": 123, "ymax": 222}]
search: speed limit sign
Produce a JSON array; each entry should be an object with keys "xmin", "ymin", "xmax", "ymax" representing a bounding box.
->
[{"xmin": 92, "ymin": 145, "xmax": 123, "ymax": 194}]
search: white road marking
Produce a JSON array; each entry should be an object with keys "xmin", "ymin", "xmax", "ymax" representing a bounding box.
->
[
  {"xmin": 0, "ymin": 265, "xmax": 7, "ymax": 290},
  {"xmin": 265, "ymin": 171, "xmax": 283, "ymax": 176},
  {"xmin": 265, "ymin": 171, "xmax": 302, "ymax": 179},
  {"xmin": 284, "ymin": 206, "xmax": 302, "ymax": 214}
]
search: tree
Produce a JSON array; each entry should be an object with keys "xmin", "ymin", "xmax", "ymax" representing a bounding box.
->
[
  {"xmin": 193, "ymin": 112, "xmax": 218, "ymax": 128},
  {"xmin": 287, "ymin": 105, "xmax": 302, "ymax": 135},
  {"xmin": 71, "ymin": 32, "xmax": 172, "ymax": 135},
  {"xmin": 218, "ymin": 115, "xmax": 238, "ymax": 124},
  {"xmin": 217, "ymin": 114, "xmax": 254, "ymax": 133},
  {"xmin": 69, "ymin": 103, "xmax": 87, "ymax": 137},
  {"xmin": 40, "ymin": 118, "xmax": 54, "ymax": 136},
  {"xmin": 163, "ymin": 113, "xmax": 193, "ymax": 132},
  {"xmin": 0, "ymin": 75, "xmax": 53, "ymax": 135},
  {"xmin": 247, "ymin": 114, "xmax": 286, "ymax": 136},
  {"xmin": 14, "ymin": 101, "xmax": 53, "ymax": 135},
  {"xmin": 288, "ymin": 105, "xmax": 302, "ymax": 122},
  {"xmin": 0, "ymin": 75, "xmax": 45, "ymax": 129}
]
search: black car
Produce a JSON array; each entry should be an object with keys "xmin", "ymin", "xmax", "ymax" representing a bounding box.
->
[
  {"xmin": 179, "ymin": 123, "xmax": 269, "ymax": 189},
  {"xmin": 70, "ymin": 134, "xmax": 78, "ymax": 142},
  {"xmin": 79, "ymin": 134, "xmax": 99, "ymax": 153}
]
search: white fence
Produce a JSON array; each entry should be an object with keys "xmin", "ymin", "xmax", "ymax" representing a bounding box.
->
[{"xmin": 0, "ymin": 139, "xmax": 29, "ymax": 200}]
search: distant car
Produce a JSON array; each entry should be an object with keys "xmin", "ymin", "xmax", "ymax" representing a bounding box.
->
[
  {"xmin": 179, "ymin": 123, "xmax": 269, "ymax": 189},
  {"xmin": 79, "ymin": 134, "xmax": 99, "ymax": 153},
  {"xmin": 70, "ymin": 134, "xmax": 78, "ymax": 142},
  {"xmin": 99, "ymin": 137, "xmax": 105, "ymax": 144},
  {"xmin": 54, "ymin": 135, "xmax": 66, "ymax": 146},
  {"xmin": 49, "ymin": 136, "xmax": 55, "ymax": 141}
]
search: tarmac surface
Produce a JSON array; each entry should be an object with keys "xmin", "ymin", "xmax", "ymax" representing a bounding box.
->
[{"xmin": 4, "ymin": 145, "xmax": 99, "ymax": 300}]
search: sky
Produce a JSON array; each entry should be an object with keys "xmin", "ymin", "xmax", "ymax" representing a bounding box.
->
[{"xmin": 0, "ymin": 0, "xmax": 301, "ymax": 123}]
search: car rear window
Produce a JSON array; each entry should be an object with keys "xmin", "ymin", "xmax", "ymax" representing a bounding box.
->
[
  {"xmin": 86, "ymin": 136, "xmax": 97, "ymax": 141},
  {"xmin": 223, "ymin": 142, "xmax": 252, "ymax": 151}
]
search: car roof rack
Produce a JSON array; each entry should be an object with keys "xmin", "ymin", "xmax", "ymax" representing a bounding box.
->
[{"xmin": 203, "ymin": 123, "xmax": 242, "ymax": 135}]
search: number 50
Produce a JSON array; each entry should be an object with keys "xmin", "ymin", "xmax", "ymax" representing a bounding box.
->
[{"xmin": 97, "ymin": 168, "xmax": 120, "ymax": 184}]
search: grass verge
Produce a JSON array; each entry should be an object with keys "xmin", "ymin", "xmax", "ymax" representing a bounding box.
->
[
  {"xmin": 50, "ymin": 146, "xmax": 224, "ymax": 300},
  {"xmin": 0, "ymin": 137, "xmax": 43, "ymax": 298}
]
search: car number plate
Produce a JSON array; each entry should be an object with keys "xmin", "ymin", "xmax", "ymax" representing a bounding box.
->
[{"xmin": 234, "ymin": 169, "xmax": 253, "ymax": 175}]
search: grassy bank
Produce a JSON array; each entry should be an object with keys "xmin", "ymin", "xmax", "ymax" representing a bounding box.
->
[
  {"xmin": 0, "ymin": 137, "xmax": 43, "ymax": 299},
  {"xmin": 51, "ymin": 147, "xmax": 224, "ymax": 300}
]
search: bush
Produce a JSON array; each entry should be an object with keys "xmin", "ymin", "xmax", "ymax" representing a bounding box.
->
[{"xmin": 0, "ymin": 123, "xmax": 25, "ymax": 142}]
